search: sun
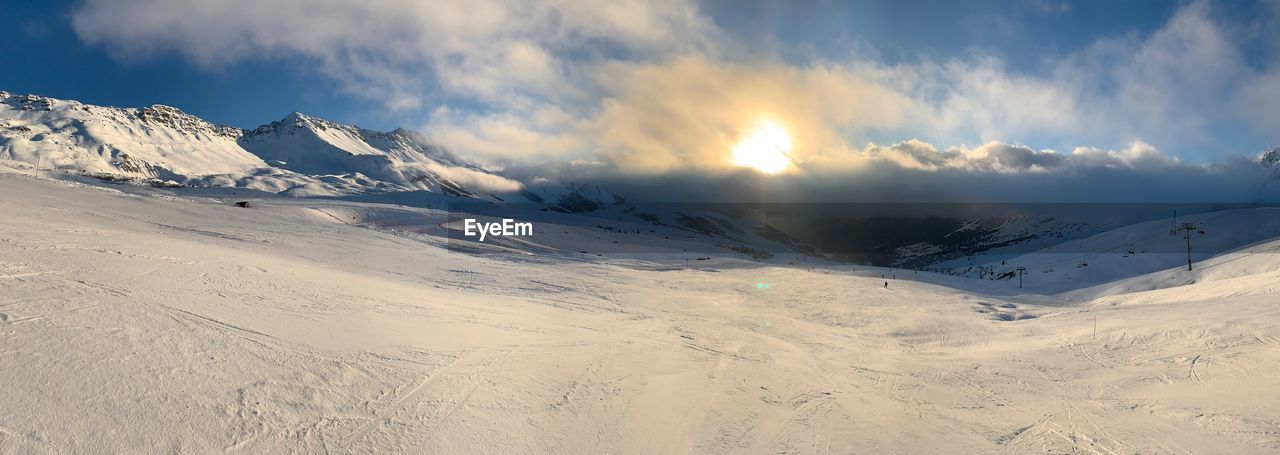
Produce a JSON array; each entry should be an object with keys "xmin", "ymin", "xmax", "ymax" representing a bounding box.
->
[{"xmin": 731, "ymin": 120, "xmax": 793, "ymax": 174}]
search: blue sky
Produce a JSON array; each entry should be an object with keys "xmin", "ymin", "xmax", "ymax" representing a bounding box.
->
[
  {"xmin": 1, "ymin": 1, "xmax": 373, "ymax": 129},
  {"xmin": 3, "ymin": 0, "xmax": 1279, "ymax": 172}
]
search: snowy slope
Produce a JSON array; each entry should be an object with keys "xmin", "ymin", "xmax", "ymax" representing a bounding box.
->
[
  {"xmin": 1079, "ymin": 236, "xmax": 1280, "ymax": 304},
  {"xmin": 943, "ymin": 206, "xmax": 1280, "ymax": 294},
  {"xmin": 3, "ymin": 168, "xmax": 1280, "ymax": 453},
  {"xmin": 929, "ymin": 150, "xmax": 1280, "ymax": 290}
]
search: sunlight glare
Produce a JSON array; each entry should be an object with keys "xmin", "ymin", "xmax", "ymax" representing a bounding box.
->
[{"xmin": 731, "ymin": 121, "xmax": 793, "ymax": 174}]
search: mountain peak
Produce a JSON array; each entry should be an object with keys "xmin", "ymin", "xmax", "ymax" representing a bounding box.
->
[
  {"xmin": 1260, "ymin": 147, "xmax": 1280, "ymax": 167},
  {"xmin": 281, "ymin": 111, "xmax": 314, "ymax": 126},
  {"xmin": 1, "ymin": 92, "xmax": 56, "ymax": 111},
  {"xmin": 276, "ymin": 110, "xmax": 354, "ymax": 133}
]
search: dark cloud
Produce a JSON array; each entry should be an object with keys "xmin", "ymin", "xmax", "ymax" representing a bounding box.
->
[{"xmin": 509, "ymin": 140, "xmax": 1275, "ymax": 204}]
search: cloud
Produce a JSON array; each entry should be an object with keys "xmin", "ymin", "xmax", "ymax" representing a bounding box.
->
[
  {"xmin": 417, "ymin": 161, "xmax": 524, "ymax": 193},
  {"xmin": 1087, "ymin": 1, "xmax": 1247, "ymax": 145},
  {"xmin": 424, "ymin": 105, "xmax": 586, "ymax": 167},
  {"xmin": 584, "ymin": 56, "xmax": 918, "ymax": 173},
  {"xmin": 500, "ymin": 135, "xmax": 1275, "ymax": 204},
  {"xmin": 71, "ymin": 0, "xmax": 714, "ymax": 112},
  {"xmin": 69, "ymin": 0, "xmax": 1280, "ymax": 176},
  {"xmin": 1035, "ymin": 1, "xmax": 1072, "ymax": 15},
  {"xmin": 580, "ymin": 1, "xmax": 1277, "ymax": 172},
  {"xmin": 1235, "ymin": 69, "xmax": 1280, "ymax": 134},
  {"xmin": 581, "ymin": 139, "xmax": 1272, "ymax": 203},
  {"xmin": 862, "ymin": 139, "xmax": 1179, "ymax": 173}
]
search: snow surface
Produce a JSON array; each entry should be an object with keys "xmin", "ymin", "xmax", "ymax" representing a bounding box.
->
[
  {"xmin": 944, "ymin": 207, "xmax": 1280, "ymax": 294},
  {"xmin": 2, "ymin": 166, "xmax": 1280, "ymax": 453}
]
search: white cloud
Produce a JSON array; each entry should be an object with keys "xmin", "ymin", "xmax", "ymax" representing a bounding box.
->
[
  {"xmin": 860, "ymin": 139, "xmax": 1179, "ymax": 174},
  {"xmin": 418, "ymin": 162, "xmax": 524, "ymax": 193},
  {"xmin": 70, "ymin": 0, "xmax": 1280, "ymax": 173},
  {"xmin": 424, "ymin": 106, "xmax": 586, "ymax": 167},
  {"xmin": 1235, "ymin": 69, "xmax": 1280, "ymax": 134},
  {"xmin": 72, "ymin": 0, "xmax": 714, "ymax": 112},
  {"xmin": 1036, "ymin": 1, "xmax": 1072, "ymax": 15}
]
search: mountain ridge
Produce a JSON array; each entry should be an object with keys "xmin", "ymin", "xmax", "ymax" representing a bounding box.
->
[{"xmin": 0, "ymin": 90, "xmax": 526, "ymax": 201}]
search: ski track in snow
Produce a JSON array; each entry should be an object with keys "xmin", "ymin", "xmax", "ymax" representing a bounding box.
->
[{"xmin": 1, "ymin": 171, "xmax": 1280, "ymax": 454}]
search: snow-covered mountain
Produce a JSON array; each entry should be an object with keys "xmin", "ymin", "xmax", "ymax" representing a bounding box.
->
[
  {"xmin": 522, "ymin": 181, "xmax": 627, "ymax": 212},
  {"xmin": 1260, "ymin": 147, "xmax": 1280, "ymax": 201},
  {"xmin": 1260, "ymin": 147, "xmax": 1280, "ymax": 168},
  {"xmin": 237, "ymin": 112, "xmax": 502, "ymax": 198},
  {"xmin": 0, "ymin": 91, "xmax": 746, "ymax": 210},
  {"xmin": 0, "ymin": 91, "xmax": 265, "ymax": 178},
  {"xmin": 0, "ymin": 91, "xmax": 521, "ymax": 200}
]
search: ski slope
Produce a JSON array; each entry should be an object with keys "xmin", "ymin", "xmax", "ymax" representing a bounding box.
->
[
  {"xmin": 2, "ymin": 169, "xmax": 1279, "ymax": 453},
  {"xmin": 941, "ymin": 206, "xmax": 1280, "ymax": 294}
]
